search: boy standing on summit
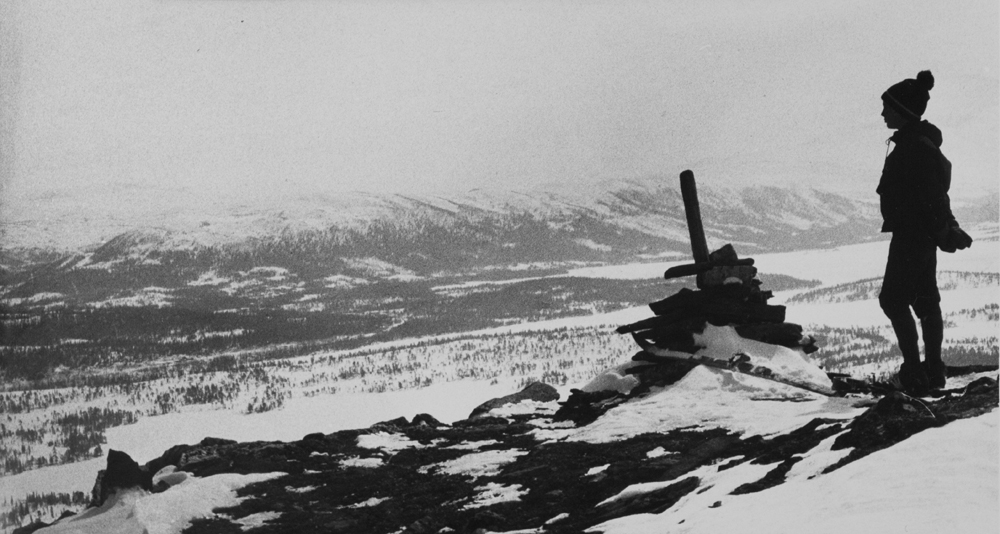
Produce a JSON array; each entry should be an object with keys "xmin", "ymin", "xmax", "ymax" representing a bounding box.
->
[{"xmin": 877, "ymin": 70, "xmax": 972, "ymax": 395}]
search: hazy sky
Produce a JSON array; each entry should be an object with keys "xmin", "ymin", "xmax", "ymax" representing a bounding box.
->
[{"xmin": 1, "ymin": 0, "xmax": 997, "ymax": 232}]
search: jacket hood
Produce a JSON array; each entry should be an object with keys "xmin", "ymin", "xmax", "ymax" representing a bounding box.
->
[{"xmin": 893, "ymin": 120, "xmax": 943, "ymax": 148}]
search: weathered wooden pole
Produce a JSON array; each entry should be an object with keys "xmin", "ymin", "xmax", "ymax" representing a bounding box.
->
[{"xmin": 679, "ymin": 170, "xmax": 709, "ymax": 264}]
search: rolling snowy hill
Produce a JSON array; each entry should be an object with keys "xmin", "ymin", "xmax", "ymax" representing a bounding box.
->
[{"xmin": 1, "ymin": 181, "xmax": 896, "ymax": 264}]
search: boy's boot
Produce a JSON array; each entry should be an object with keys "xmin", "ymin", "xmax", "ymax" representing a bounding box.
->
[
  {"xmin": 920, "ymin": 307, "xmax": 946, "ymax": 389},
  {"xmin": 897, "ymin": 360, "xmax": 930, "ymax": 396}
]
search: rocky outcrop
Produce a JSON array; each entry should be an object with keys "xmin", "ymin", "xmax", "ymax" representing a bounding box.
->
[
  {"xmin": 468, "ymin": 381, "xmax": 559, "ymax": 418},
  {"xmin": 36, "ymin": 366, "xmax": 994, "ymax": 534},
  {"xmin": 826, "ymin": 376, "xmax": 1000, "ymax": 472},
  {"xmin": 89, "ymin": 449, "xmax": 154, "ymax": 507}
]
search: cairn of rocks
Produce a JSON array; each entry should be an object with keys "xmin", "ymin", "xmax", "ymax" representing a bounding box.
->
[
  {"xmin": 556, "ymin": 171, "xmax": 824, "ymax": 423},
  {"xmin": 620, "ymin": 170, "xmax": 817, "ymax": 366},
  {"xmin": 616, "ymin": 242, "xmax": 818, "ymax": 358}
]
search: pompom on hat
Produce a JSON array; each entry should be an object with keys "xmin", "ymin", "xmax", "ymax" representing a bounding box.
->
[{"xmin": 882, "ymin": 70, "xmax": 935, "ymax": 121}]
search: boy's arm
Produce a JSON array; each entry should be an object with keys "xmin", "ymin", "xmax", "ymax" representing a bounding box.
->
[{"xmin": 904, "ymin": 141, "xmax": 953, "ymax": 237}]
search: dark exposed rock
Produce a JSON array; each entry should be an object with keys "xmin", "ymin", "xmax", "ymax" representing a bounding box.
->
[
  {"xmin": 178, "ymin": 447, "xmax": 232, "ymax": 476},
  {"xmin": 596, "ymin": 476, "xmax": 700, "ymax": 518},
  {"xmin": 625, "ymin": 357, "xmax": 700, "ymax": 395},
  {"xmin": 91, "ymin": 450, "xmax": 153, "ymax": 507},
  {"xmin": 57, "ymin": 345, "xmax": 994, "ymax": 534},
  {"xmin": 468, "ymin": 381, "xmax": 559, "ymax": 418},
  {"xmin": 145, "ymin": 443, "xmax": 193, "ymax": 475},
  {"xmin": 371, "ymin": 416, "xmax": 411, "ymax": 430},
  {"xmin": 452, "ymin": 415, "xmax": 512, "ymax": 427},
  {"xmin": 734, "ymin": 322, "xmax": 805, "ymax": 348},
  {"xmin": 709, "ymin": 243, "xmax": 739, "ymax": 263},
  {"xmin": 464, "ymin": 510, "xmax": 507, "ymax": 533},
  {"xmin": 641, "ymin": 287, "xmax": 784, "ymax": 325},
  {"xmin": 750, "ymin": 418, "xmax": 845, "ymax": 465},
  {"xmin": 631, "ymin": 319, "xmax": 706, "ymax": 353},
  {"xmin": 553, "ymin": 388, "xmax": 627, "ymax": 425},
  {"xmin": 730, "ymin": 459, "xmax": 801, "ymax": 495},
  {"xmin": 700, "ymin": 264, "xmax": 758, "ymax": 287},
  {"xmin": 66, "ymin": 369, "xmax": 989, "ymax": 534},
  {"xmin": 963, "ymin": 375, "xmax": 998, "ymax": 394},
  {"xmin": 403, "ymin": 515, "xmax": 438, "ymax": 533},
  {"xmin": 199, "ymin": 437, "xmax": 238, "ymax": 447},
  {"xmin": 828, "ymin": 372, "xmax": 876, "ymax": 395},
  {"xmin": 87, "ymin": 469, "xmax": 104, "ymax": 508},
  {"xmin": 947, "ymin": 364, "xmax": 999, "ymax": 377},
  {"xmin": 554, "ymin": 356, "xmax": 703, "ymax": 425},
  {"xmin": 411, "ymin": 413, "xmax": 447, "ymax": 427},
  {"xmin": 367, "ymin": 413, "xmax": 449, "ymax": 432}
]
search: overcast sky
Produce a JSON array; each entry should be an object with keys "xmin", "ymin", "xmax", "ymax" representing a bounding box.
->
[{"xmin": 1, "ymin": 0, "xmax": 997, "ymax": 236}]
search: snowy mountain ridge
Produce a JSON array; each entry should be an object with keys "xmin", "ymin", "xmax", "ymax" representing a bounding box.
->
[
  {"xmin": 2, "ymin": 181, "xmax": 895, "ymax": 256},
  {"xmin": 1, "ymin": 181, "xmax": 905, "ymax": 320}
]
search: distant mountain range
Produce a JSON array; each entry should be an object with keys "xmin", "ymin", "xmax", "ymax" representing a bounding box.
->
[{"xmin": 1, "ymin": 181, "xmax": 995, "ymax": 295}]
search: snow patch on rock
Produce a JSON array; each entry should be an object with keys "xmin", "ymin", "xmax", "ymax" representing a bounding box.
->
[
  {"xmin": 692, "ymin": 324, "xmax": 833, "ymax": 391},
  {"xmin": 580, "ymin": 361, "xmax": 647, "ymax": 394},
  {"xmin": 420, "ymin": 449, "xmax": 528, "ymax": 480},
  {"xmin": 357, "ymin": 432, "xmax": 427, "ymax": 453},
  {"xmin": 486, "ymin": 399, "xmax": 560, "ymax": 418},
  {"xmin": 444, "ymin": 440, "xmax": 499, "ymax": 450},
  {"xmin": 565, "ymin": 366, "xmax": 863, "ymax": 443},
  {"xmin": 340, "ymin": 456, "xmax": 384, "ymax": 468},
  {"xmin": 593, "ymin": 410, "xmax": 999, "ymax": 534},
  {"xmin": 463, "ymin": 482, "xmax": 527, "ymax": 510},
  {"xmin": 230, "ymin": 511, "xmax": 281, "ymax": 531},
  {"xmin": 34, "ymin": 472, "xmax": 284, "ymax": 534}
]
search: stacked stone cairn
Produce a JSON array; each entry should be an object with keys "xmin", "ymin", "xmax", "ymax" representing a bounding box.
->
[
  {"xmin": 618, "ymin": 242, "xmax": 817, "ymax": 358},
  {"xmin": 555, "ymin": 171, "xmax": 831, "ymax": 424},
  {"xmin": 555, "ymin": 243, "xmax": 822, "ymax": 424}
]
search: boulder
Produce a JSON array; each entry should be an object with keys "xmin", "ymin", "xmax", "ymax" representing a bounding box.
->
[
  {"xmin": 152, "ymin": 465, "xmax": 189, "ymax": 492},
  {"xmin": 371, "ymin": 416, "xmax": 411, "ymax": 431},
  {"xmin": 92, "ymin": 449, "xmax": 153, "ymax": 506},
  {"xmin": 700, "ymin": 264, "xmax": 757, "ymax": 288},
  {"xmin": 143, "ymin": 443, "xmax": 192, "ymax": 477},
  {"xmin": 199, "ymin": 437, "xmax": 237, "ymax": 447},
  {"xmin": 468, "ymin": 382, "xmax": 559, "ymax": 418},
  {"xmin": 411, "ymin": 413, "xmax": 447, "ymax": 427}
]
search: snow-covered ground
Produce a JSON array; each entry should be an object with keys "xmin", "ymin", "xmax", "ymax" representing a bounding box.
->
[
  {"xmin": 558, "ymin": 365, "xmax": 856, "ymax": 444},
  {"xmin": 591, "ymin": 409, "xmax": 999, "ymax": 534}
]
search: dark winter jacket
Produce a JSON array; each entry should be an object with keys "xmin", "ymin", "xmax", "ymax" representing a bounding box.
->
[{"xmin": 876, "ymin": 120, "xmax": 954, "ymax": 236}]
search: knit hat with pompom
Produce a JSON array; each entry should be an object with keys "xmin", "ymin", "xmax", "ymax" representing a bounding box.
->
[{"xmin": 882, "ymin": 71, "xmax": 935, "ymax": 121}]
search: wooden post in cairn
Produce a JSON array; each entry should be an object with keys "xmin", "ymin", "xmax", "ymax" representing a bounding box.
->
[
  {"xmin": 664, "ymin": 170, "xmax": 754, "ymax": 286},
  {"xmin": 612, "ymin": 168, "xmax": 822, "ymax": 392},
  {"xmin": 679, "ymin": 170, "xmax": 710, "ymax": 264}
]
